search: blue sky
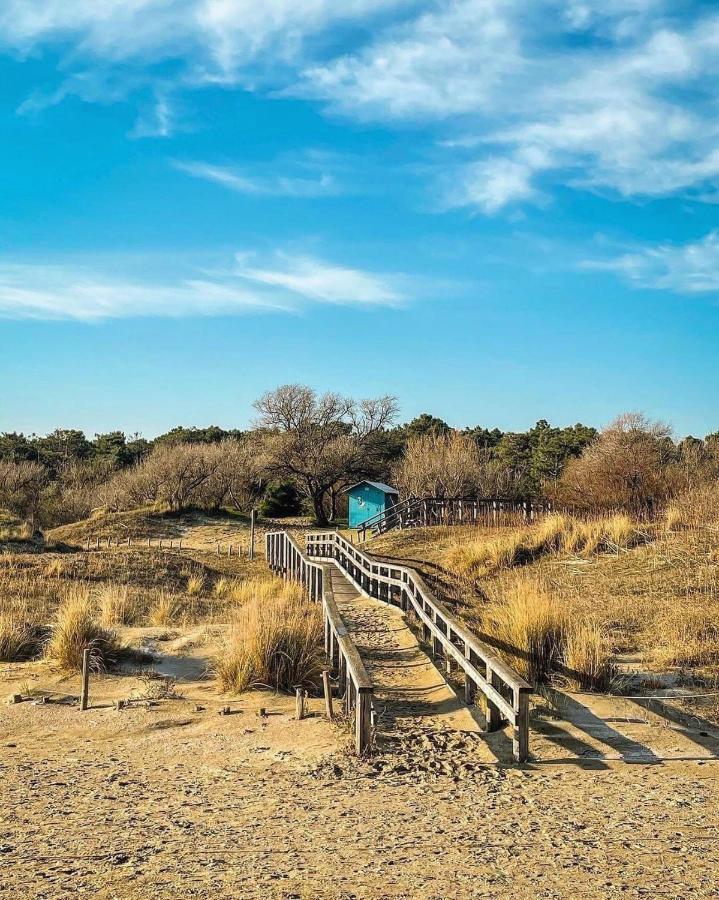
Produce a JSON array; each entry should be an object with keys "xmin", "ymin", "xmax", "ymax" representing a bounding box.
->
[{"xmin": 2, "ymin": 1, "xmax": 719, "ymax": 438}]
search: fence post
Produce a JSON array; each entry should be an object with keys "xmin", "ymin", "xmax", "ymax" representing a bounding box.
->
[
  {"xmin": 249, "ymin": 508, "xmax": 256, "ymax": 560},
  {"xmin": 485, "ymin": 663, "xmax": 501, "ymax": 732},
  {"xmin": 80, "ymin": 648, "xmax": 91, "ymax": 711},
  {"xmin": 295, "ymin": 687, "xmax": 307, "ymax": 721},
  {"xmin": 514, "ymin": 687, "xmax": 530, "ymax": 762},
  {"xmin": 356, "ymin": 687, "xmax": 372, "ymax": 753},
  {"xmin": 322, "ymin": 670, "xmax": 334, "ymax": 720}
]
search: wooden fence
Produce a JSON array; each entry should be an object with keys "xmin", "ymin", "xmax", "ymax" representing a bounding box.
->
[
  {"xmin": 306, "ymin": 530, "xmax": 531, "ymax": 762},
  {"xmin": 358, "ymin": 496, "xmax": 553, "ymax": 541},
  {"xmin": 265, "ymin": 530, "xmax": 374, "ymax": 754}
]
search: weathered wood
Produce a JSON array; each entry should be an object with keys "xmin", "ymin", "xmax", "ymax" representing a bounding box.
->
[
  {"xmin": 305, "ymin": 529, "xmax": 531, "ymax": 762},
  {"xmin": 322, "ymin": 670, "xmax": 334, "ymax": 720},
  {"xmin": 249, "ymin": 508, "xmax": 256, "ymax": 560},
  {"xmin": 295, "ymin": 687, "xmax": 306, "ymax": 720},
  {"xmin": 80, "ymin": 648, "xmax": 91, "ymax": 711}
]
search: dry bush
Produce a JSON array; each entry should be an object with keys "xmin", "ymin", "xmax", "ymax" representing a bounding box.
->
[
  {"xmin": 97, "ymin": 584, "xmax": 139, "ymax": 626},
  {"xmin": 45, "ymin": 586, "xmax": 119, "ymax": 671},
  {"xmin": 485, "ymin": 577, "xmax": 567, "ymax": 684},
  {"xmin": 558, "ymin": 413, "xmax": 676, "ymax": 517},
  {"xmin": 215, "ymin": 578, "xmax": 323, "ymax": 693},
  {"xmin": 0, "ymin": 520, "xmax": 34, "ymax": 542},
  {"xmin": 394, "ymin": 430, "xmax": 504, "ymax": 498},
  {"xmin": 563, "ymin": 622, "xmax": 616, "ymax": 691},
  {"xmin": 0, "ymin": 603, "xmax": 43, "ymax": 661}
]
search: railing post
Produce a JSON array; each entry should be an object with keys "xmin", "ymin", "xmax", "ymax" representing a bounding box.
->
[
  {"xmin": 514, "ymin": 687, "xmax": 530, "ymax": 762},
  {"xmin": 356, "ymin": 687, "xmax": 372, "ymax": 754},
  {"xmin": 485, "ymin": 663, "xmax": 501, "ymax": 732}
]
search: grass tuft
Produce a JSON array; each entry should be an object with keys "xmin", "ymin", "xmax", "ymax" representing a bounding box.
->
[
  {"xmin": 45, "ymin": 586, "xmax": 119, "ymax": 671},
  {"xmin": 215, "ymin": 577, "xmax": 324, "ymax": 694}
]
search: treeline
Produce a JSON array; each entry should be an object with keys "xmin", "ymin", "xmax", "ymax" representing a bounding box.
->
[{"xmin": 1, "ymin": 385, "xmax": 717, "ymax": 530}]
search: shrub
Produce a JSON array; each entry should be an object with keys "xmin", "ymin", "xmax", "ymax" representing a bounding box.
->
[
  {"xmin": 215, "ymin": 578, "xmax": 323, "ymax": 693},
  {"xmin": 485, "ymin": 577, "xmax": 567, "ymax": 684},
  {"xmin": 45, "ymin": 586, "xmax": 119, "ymax": 671}
]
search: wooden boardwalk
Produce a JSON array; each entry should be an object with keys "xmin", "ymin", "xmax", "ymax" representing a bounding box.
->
[{"xmin": 327, "ymin": 566, "xmax": 491, "ymax": 743}]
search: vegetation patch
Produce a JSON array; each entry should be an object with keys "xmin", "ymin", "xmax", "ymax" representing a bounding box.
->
[{"xmin": 215, "ymin": 577, "xmax": 324, "ymax": 694}]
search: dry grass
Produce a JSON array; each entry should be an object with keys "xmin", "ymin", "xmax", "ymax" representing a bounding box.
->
[
  {"xmin": 448, "ymin": 513, "xmax": 644, "ymax": 577},
  {"xmin": 652, "ymin": 602, "xmax": 719, "ymax": 669},
  {"xmin": 0, "ymin": 520, "xmax": 34, "ymax": 542},
  {"xmin": 485, "ymin": 576, "xmax": 567, "ymax": 683},
  {"xmin": 186, "ymin": 573, "xmax": 206, "ymax": 596},
  {"xmin": 215, "ymin": 578, "xmax": 324, "ymax": 694},
  {"xmin": 563, "ymin": 622, "xmax": 616, "ymax": 691},
  {"xmin": 97, "ymin": 584, "xmax": 139, "ymax": 626},
  {"xmin": 45, "ymin": 586, "xmax": 119, "ymax": 671},
  {"xmin": 0, "ymin": 602, "xmax": 43, "ymax": 661},
  {"xmin": 148, "ymin": 591, "xmax": 181, "ymax": 627}
]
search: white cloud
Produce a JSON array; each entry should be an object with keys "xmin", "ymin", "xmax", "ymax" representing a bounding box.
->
[
  {"xmin": 0, "ymin": 252, "xmax": 407, "ymax": 321},
  {"xmin": 175, "ymin": 160, "xmax": 339, "ymax": 197},
  {"xmin": 235, "ymin": 252, "xmax": 405, "ymax": 306},
  {"xmin": 4, "ymin": 0, "xmax": 719, "ymax": 214},
  {"xmin": 582, "ymin": 232, "xmax": 719, "ymax": 294}
]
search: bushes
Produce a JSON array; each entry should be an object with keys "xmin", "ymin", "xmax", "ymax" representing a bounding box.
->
[
  {"xmin": 215, "ymin": 577, "xmax": 324, "ymax": 694},
  {"xmin": 45, "ymin": 586, "xmax": 119, "ymax": 671}
]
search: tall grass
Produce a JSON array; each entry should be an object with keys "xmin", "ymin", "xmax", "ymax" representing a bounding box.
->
[
  {"xmin": 215, "ymin": 578, "xmax": 324, "ymax": 694},
  {"xmin": 97, "ymin": 584, "xmax": 139, "ymax": 626},
  {"xmin": 485, "ymin": 577, "xmax": 567, "ymax": 683},
  {"xmin": 563, "ymin": 622, "xmax": 616, "ymax": 691},
  {"xmin": 449, "ymin": 513, "xmax": 643, "ymax": 577},
  {"xmin": 45, "ymin": 586, "xmax": 119, "ymax": 671},
  {"xmin": 0, "ymin": 603, "xmax": 42, "ymax": 661},
  {"xmin": 652, "ymin": 603, "xmax": 719, "ymax": 669}
]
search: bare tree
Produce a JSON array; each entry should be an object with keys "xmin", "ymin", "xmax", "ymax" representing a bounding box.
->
[
  {"xmin": 0, "ymin": 460, "xmax": 48, "ymax": 527},
  {"xmin": 558, "ymin": 413, "xmax": 677, "ymax": 516},
  {"xmin": 393, "ymin": 431, "xmax": 508, "ymax": 498},
  {"xmin": 254, "ymin": 385, "xmax": 398, "ymax": 524}
]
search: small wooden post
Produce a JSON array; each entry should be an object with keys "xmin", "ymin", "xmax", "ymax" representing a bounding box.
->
[
  {"xmin": 95, "ymin": 537, "xmax": 100, "ymax": 550},
  {"xmin": 356, "ymin": 687, "xmax": 372, "ymax": 754},
  {"xmin": 80, "ymin": 648, "xmax": 91, "ymax": 711},
  {"xmin": 322, "ymin": 670, "xmax": 333, "ymax": 720},
  {"xmin": 485, "ymin": 663, "xmax": 501, "ymax": 732},
  {"xmin": 85, "ymin": 537, "xmax": 90, "ymax": 551},
  {"xmin": 147, "ymin": 537, "xmax": 151, "ymax": 548},
  {"xmin": 227, "ymin": 543, "xmax": 232, "ymax": 557},
  {"xmin": 514, "ymin": 687, "xmax": 530, "ymax": 763},
  {"xmin": 295, "ymin": 687, "xmax": 306, "ymax": 720},
  {"xmin": 178, "ymin": 539, "xmax": 182, "ymax": 551},
  {"xmin": 216, "ymin": 542, "xmax": 220, "ymax": 556},
  {"xmin": 249, "ymin": 508, "xmax": 256, "ymax": 560}
]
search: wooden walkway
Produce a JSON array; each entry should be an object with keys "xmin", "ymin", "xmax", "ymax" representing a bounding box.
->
[{"xmin": 328, "ymin": 566, "xmax": 491, "ymax": 743}]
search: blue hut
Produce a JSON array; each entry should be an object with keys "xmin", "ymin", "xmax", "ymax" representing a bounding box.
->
[{"xmin": 346, "ymin": 481, "xmax": 399, "ymax": 530}]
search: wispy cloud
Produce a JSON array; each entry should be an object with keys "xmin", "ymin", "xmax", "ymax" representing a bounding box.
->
[
  {"xmin": 5, "ymin": 1, "xmax": 719, "ymax": 215},
  {"xmin": 0, "ymin": 251, "xmax": 408, "ymax": 321},
  {"xmin": 582, "ymin": 232, "xmax": 719, "ymax": 294},
  {"xmin": 175, "ymin": 160, "xmax": 339, "ymax": 197},
  {"xmin": 235, "ymin": 252, "xmax": 405, "ymax": 306}
]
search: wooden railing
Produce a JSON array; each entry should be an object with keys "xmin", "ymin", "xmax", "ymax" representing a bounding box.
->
[
  {"xmin": 357, "ymin": 496, "xmax": 554, "ymax": 542},
  {"xmin": 306, "ymin": 530, "xmax": 531, "ymax": 762},
  {"xmin": 265, "ymin": 530, "xmax": 374, "ymax": 754}
]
